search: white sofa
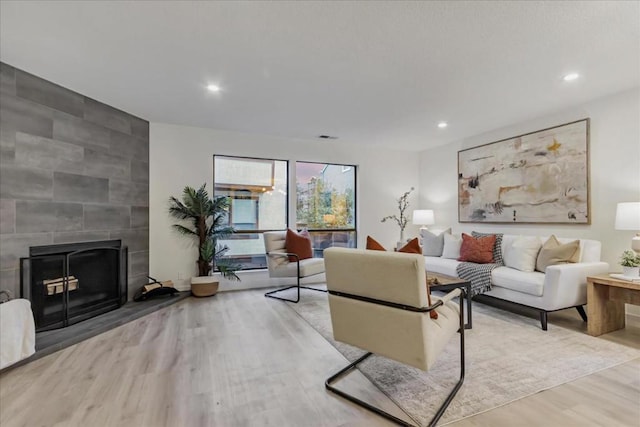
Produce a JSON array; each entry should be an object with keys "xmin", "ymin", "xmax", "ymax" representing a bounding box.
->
[
  {"xmin": 423, "ymin": 234, "xmax": 609, "ymax": 330},
  {"xmin": 0, "ymin": 294, "xmax": 36, "ymax": 370}
]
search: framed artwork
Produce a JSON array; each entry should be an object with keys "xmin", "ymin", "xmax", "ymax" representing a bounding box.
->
[{"xmin": 458, "ymin": 118, "xmax": 590, "ymax": 224}]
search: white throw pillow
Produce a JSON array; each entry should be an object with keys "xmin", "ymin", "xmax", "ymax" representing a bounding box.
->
[
  {"xmin": 442, "ymin": 233, "xmax": 462, "ymax": 259},
  {"xmin": 504, "ymin": 236, "xmax": 542, "ymax": 272},
  {"xmin": 421, "ymin": 228, "xmax": 451, "ymax": 257}
]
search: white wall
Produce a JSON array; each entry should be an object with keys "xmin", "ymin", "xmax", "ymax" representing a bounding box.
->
[
  {"xmin": 150, "ymin": 123, "xmax": 419, "ymax": 291},
  {"xmin": 418, "ymin": 88, "xmax": 640, "ymax": 316},
  {"xmin": 418, "ymin": 88, "xmax": 639, "ymax": 266}
]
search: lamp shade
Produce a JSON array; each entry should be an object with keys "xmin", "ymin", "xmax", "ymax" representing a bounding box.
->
[
  {"xmin": 412, "ymin": 209, "xmax": 435, "ymax": 226},
  {"xmin": 615, "ymin": 202, "xmax": 640, "ymax": 230}
]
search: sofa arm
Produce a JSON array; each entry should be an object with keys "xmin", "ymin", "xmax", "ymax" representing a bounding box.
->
[
  {"xmin": 541, "ymin": 262, "xmax": 610, "ymax": 310},
  {"xmin": 0, "ymin": 299, "xmax": 35, "ymax": 370}
]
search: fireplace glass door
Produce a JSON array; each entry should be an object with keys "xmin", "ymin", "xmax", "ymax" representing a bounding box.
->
[{"xmin": 21, "ymin": 240, "xmax": 126, "ymax": 331}]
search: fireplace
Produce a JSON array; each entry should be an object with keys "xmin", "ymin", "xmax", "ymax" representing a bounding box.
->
[{"xmin": 20, "ymin": 240, "xmax": 128, "ymax": 332}]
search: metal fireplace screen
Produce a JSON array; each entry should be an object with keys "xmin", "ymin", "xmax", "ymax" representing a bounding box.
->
[{"xmin": 20, "ymin": 240, "xmax": 128, "ymax": 332}]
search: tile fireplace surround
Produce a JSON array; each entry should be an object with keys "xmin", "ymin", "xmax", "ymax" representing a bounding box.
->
[{"xmin": 0, "ymin": 62, "xmax": 150, "ymax": 300}]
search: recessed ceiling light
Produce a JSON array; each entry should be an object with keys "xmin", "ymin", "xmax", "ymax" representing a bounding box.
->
[
  {"xmin": 207, "ymin": 84, "xmax": 221, "ymax": 92},
  {"xmin": 562, "ymin": 73, "xmax": 580, "ymax": 82},
  {"xmin": 437, "ymin": 122, "xmax": 448, "ymax": 129}
]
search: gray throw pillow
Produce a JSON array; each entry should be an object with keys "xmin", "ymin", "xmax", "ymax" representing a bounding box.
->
[{"xmin": 421, "ymin": 228, "xmax": 451, "ymax": 257}]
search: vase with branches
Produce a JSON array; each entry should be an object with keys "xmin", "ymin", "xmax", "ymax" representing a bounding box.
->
[
  {"xmin": 381, "ymin": 187, "xmax": 414, "ymax": 243},
  {"xmin": 168, "ymin": 184, "xmax": 241, "ymax": 290}
]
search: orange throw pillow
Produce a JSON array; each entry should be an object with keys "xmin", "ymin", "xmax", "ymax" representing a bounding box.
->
[
  {"xmin": 398, "ymin": 238, "xmax": 421, "ymax": 254},
  {"xmin": 366, "ymin": 236, "xmax": 387, "ymax": 251},
  {"xmin": 285, "ymin": 229, "xmax": 313, "ymax": 262},
  {"xmin": 366, "ymin": 236, "xmax": 436, "ymax": 318},
  {"xmin": 458, "ymin": 233, "xmax": 496, "ymax": 263},
  {"xmin": 425, "ymin": 281, "xmax": 438, "ymax": 319}
]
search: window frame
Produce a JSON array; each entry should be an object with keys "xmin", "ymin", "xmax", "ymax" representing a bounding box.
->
[
  {"xmin": 213, "ymin": 154, "xmax": 290, "ymax": 233},
  {"xmin": 295, "ymin": 160, "xmax": 358, "ymax": 247}
]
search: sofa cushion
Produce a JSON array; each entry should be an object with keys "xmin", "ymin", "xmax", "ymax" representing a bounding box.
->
[
  {"xmin": 442, "ymin": 233, "xmax": 462, "ymax": 259},
  {"xmin": 421, "ymin": 228, "xmax": 450, "ymax": 256},
  {"xmin": 502, "ymin": 235, "xmax": 597, "ymax": 263},
  {"xmin": 503, "ymin": 236, "xmax": 542, "ymax": 272},
  {"xmin": 536, "ymin": 235, "xmax": 580, "ymax": 272},
  {"xmin": 575, "ymin": 239, "xmax": 600, "ymax": 263},
  {"xmin": 424, "ymin": 256, "xmax": 460, "ymax": 277},
  {"xmin": 491, "ymin": 266, "xmax": 545, "ymax": 297},
  {"xmin": 459, "ymin": 233, "xmax": 496, "ymax": 263},
  {"xmin": 472, "ymin": 231, "xmax": 504, "ymax": 265}
]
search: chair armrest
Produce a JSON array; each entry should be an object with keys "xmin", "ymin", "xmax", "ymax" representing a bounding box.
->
[
  {"xmin": 426, "ymin": 288, "xmax": 462, "ymax": 313},
  {"xmin": 437, "ymin": 288, "xmax": 462, "ymax": 305},
  {"xmin": 266, "ymin": 252, "xmax": 299, "ymax": 262}
]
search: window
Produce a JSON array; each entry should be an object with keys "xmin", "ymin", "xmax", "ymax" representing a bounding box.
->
[
  {"xmin": 214, "ymin": 155, "xmax": 288, "ymax": 269},
  {"xmin": 296, "ymin": 162, "xmax": 356, "ymax": 256}
]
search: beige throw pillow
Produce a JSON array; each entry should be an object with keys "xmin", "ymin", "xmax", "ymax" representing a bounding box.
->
[{"xmin": 535, "ymin": 235, "xmax": 580, "ymax": 272}]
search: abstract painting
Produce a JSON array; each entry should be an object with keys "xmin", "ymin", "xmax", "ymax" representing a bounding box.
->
[{"xmin": 458, "ymin": 119, "xmax": 590, "ymax": 224}]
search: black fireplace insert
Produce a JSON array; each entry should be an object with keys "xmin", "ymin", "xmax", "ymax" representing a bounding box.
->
[{"xmin": 20, "ymin": 240, "xmax": 128, "ymax": 332}]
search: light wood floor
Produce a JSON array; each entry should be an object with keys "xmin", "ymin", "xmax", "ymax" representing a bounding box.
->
[{"xmin": 1, "ymin": 289, "xmax": 638, "ymax": 427}]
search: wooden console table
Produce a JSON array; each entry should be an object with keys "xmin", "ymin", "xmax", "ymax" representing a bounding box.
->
[{"xmin": 587, "ymin": 275, "xmax": 640, "ymax": 336}]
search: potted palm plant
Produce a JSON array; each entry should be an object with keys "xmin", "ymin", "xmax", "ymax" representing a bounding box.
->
[{"xmin": 168, "ymin": 184, "xmax": 241, "ymax": 296}]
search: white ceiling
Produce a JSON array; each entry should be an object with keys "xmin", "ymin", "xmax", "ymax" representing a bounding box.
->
[{"xmin": 1, "ymin": 1, "xmax": 638, "ymax": 151}]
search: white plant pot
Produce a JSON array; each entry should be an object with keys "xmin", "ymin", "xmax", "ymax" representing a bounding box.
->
[{"xmin": 622, "ymin": 266, "xmax": 640, "ymax": 278}]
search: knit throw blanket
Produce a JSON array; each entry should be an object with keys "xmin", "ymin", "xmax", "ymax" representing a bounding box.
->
[
  {"xmin": 456, "ymin": 262, "xmax": 501, "ymax": 297},
  {"xmin": 455, "ymin": 232, "xmax": 505, "ymax": 296}
]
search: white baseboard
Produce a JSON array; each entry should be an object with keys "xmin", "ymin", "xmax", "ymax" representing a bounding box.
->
[{"xmin": 171, "ymin": 269, "xmax": 327, "ymax": 293}]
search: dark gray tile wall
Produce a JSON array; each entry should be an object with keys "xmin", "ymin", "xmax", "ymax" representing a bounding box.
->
[{"xmin": 0, "ymin": 62, "xmax": 149, "ymax": 300}]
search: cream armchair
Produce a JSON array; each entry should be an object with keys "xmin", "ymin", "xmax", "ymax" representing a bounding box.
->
[
  {"xmin": 323, "ymin": 247, "xmax": 465, "ymax": 427},
  {"xmin": 263, "ymin": 230, "xmax": 326, "ymax": 303}
]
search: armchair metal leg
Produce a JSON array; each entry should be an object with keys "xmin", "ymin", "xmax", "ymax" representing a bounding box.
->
[
  {"xmin": 326, "ymin": 352, "xmax": 413, "ymax": 426},
  {"xmin": 265, "ymin": 284, "xmax": 302, "ymax": 303},
  {"xmin": 264, "ymin": 276, "xmax": 327, "ymax": 303},
  {"xmin": 325, "ymin": 297, "xmax": 466, "ymax": 427}
]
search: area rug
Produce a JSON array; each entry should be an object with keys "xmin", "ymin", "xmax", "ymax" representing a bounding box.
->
[{"xmin": 285, "ymin": 289, "xmax": 640, "ymax": 426}]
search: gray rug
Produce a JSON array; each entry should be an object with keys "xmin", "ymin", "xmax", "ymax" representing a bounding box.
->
[{"xmin": 285, "ymin": 289, "xmax": 640, "ymax": 426}]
